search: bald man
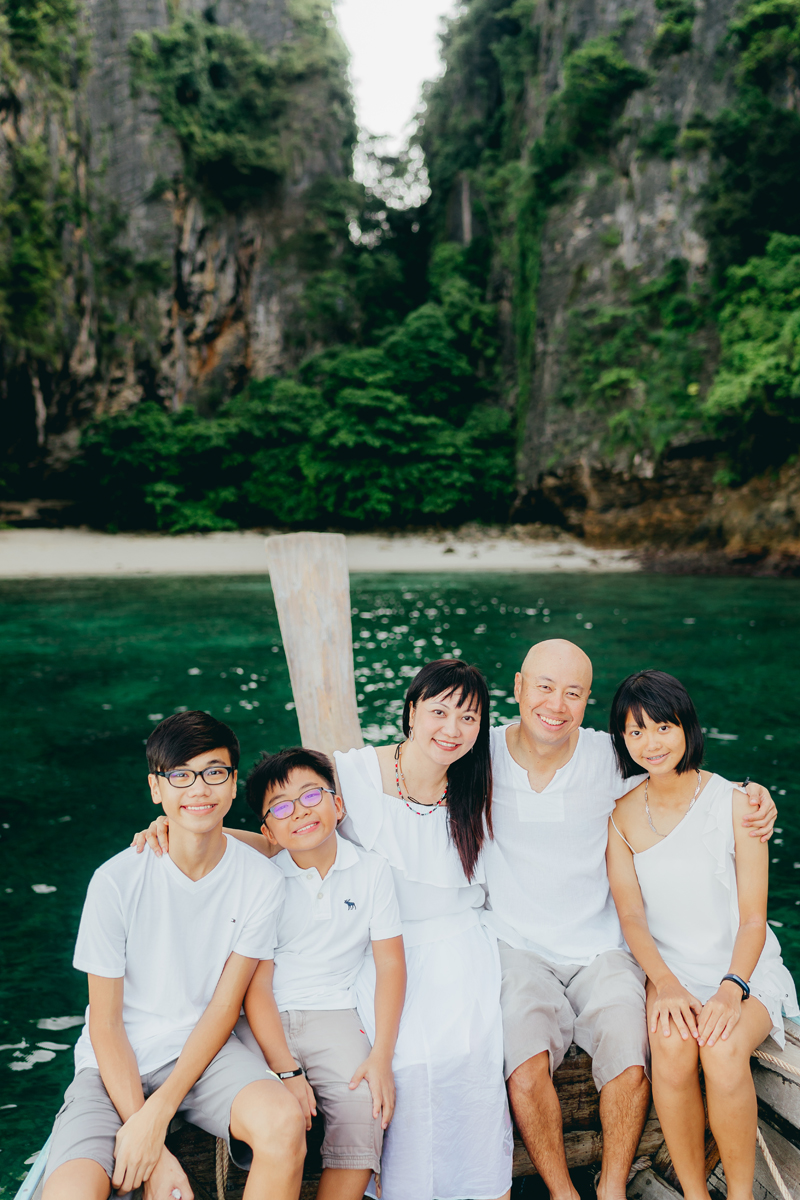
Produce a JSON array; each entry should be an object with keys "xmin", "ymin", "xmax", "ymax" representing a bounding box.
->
[{"xmin": 481, "ymin": 639, "xmax": 776, "ymax": 1200}]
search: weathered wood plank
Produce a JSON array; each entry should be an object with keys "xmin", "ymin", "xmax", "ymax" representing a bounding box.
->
[
  {"xmin": 754, "ymin": 1062, "xmax": 800, "ymax": 1128},
  {"xmin": 707, "ymin": 1119, "xmax": 800, "ymax": 1200},
  {"xmin": 265, "ymin": 532, "xmax": 363, "ymax": 762},
  {"xmin": 627, "ymin": 1168, "xmax": 683, "ymax": 1200}
]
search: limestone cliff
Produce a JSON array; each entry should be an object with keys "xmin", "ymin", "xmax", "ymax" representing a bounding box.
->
[
  {"xmin": 0, "ymin": 0, "xmax": 354, "ymax": 475},
  {"xmin": 421, "ymin": 0, "xmax": 800, "ymax": 549}
]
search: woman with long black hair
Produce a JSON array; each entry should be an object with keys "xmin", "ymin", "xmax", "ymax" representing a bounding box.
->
[{"xmin": 335, "ymin": 658, "xmax": 513, "ymax": 1200}]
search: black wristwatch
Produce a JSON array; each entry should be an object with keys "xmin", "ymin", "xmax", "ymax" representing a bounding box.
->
[
  {"xmin": 721, "ymin": 973, "xmax": 750, "ymax": 999},
  {"xmin": 277, "ymin": 1066, "xmax": 304, "ymax": 1079}
]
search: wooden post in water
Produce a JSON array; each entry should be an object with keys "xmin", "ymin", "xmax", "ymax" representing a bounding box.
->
[{"xmin": 265, "ymin": 532, "xmax": 363, "ymax": 763}]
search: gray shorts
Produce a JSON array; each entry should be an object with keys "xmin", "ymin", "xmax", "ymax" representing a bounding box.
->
[
  {"xmin": 43, "ymin": 1034, "xmax": 279, "ymax": 1192},
  {"xmin": 235, "ymin": 1009, "xmax": 382, "ymax": 1172},
  {"xmin": 499, "ymin": 944, "xmax": 649, "ymax": 1089}
]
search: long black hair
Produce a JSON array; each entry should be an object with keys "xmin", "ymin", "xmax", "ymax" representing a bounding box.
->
[
  {"xmin": 402, "ymin": 658, "xmax": 492, "ymax": 881},
  {"xmin": 609, "ymin": 669, "xmax": 705, "ymax": 778}
]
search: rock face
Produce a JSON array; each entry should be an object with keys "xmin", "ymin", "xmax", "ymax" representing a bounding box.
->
[
  {"xmin": 422, "ymin": 0, "xmax": 797, "ymax": 553},
  {"xmin": 0, "ymin": 0, "xmax": 353, "ymax": 474}
]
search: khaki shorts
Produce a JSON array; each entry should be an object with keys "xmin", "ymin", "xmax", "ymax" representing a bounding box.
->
[
  {"xmin": 43, "ymin": 1035, "xmax": 278, "ymax": 1193},
  {"xmin": 235, "ymin": 1009, "xmax": 382, "ymax": 1172},
  {"xmin": 499, "ymin": 944, "xmax": 649, "ymax": 1089}
]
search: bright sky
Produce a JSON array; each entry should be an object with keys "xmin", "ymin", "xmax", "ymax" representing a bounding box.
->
[{"xmin": 334, "ymin": 0, "xmax": 459, "ymax": 151}]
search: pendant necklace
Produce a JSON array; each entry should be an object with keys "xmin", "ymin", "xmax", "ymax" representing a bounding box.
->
[
  {"xmin": 394, "ymin": 743, "xmax": 447, "ymax": 816},
  {"xmin": 645, "ymin": 770, "xmax": 702, "ymax": 838}
]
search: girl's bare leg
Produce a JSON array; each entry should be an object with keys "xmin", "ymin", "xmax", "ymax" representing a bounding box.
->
[
  {"xmin": 700, "ymin": 999, "xmax": 772, "ymax": 1200},
  {"xmin": 646, "ymin": 982, "xmax": 708, "ymax": 1200}
]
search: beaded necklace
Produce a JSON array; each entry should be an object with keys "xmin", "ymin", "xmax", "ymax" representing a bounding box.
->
[{"xmin": 394, "ymin": 743, "xmax": 447, "ymax": 816}]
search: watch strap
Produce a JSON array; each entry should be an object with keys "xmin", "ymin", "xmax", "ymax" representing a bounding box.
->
[
  {"xmin": 277, "ymin": 1066, "xmax": 304, "ymax": 1079},
  {"xmin": 721, "ymin": 973, "xmax": 751, "ymax": 999}
]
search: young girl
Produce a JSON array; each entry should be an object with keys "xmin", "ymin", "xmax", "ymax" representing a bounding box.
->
[
  {"xmin": 606, "ymin": 670, "xmax": 798, "ymax": 1200},
  {"xmin": 334, "ymin": 658, "xmax": 513, "ymax": 1200}
]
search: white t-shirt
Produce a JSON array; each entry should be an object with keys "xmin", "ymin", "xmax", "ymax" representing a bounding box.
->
[
  {"xmin": 482, "ymin": 724, "xmax": 644, "ymax": 965},
  {"xmin": 271, "ymin": 832, "xmax": 402, "ymax": 1011},
  {"xmin": 73, "ymin": 836, "xmax": 284, "ymax": 1075}
]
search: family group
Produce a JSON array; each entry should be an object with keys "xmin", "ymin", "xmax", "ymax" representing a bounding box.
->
[{"xmin": 41, "ymin": 638, "xmax": 798, "ymax": 1200}]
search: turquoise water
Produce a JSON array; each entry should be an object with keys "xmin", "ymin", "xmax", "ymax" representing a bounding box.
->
[{"xmin": 1, "ymin": 572, "xmax": 798, "ymax": 1193}]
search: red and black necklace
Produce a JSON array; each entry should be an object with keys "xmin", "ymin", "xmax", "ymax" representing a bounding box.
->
[{"xmin": 394, "ymin": 743, "xmax": 447, "ymax": 816}]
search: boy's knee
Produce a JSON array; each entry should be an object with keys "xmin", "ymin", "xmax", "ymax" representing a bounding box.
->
[{"xmin": 236, "ymin": 1083, "xmax": 306, "ymax": 1160}]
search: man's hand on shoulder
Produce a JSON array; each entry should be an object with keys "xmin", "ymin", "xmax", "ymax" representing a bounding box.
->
[
  {"xmin": 740, "ymin": 780, "xmax": 777, "ymax": 842},
  {"xmin": 142, "ymin": 1145, "xmax": 193, "ymax": 1200},
  {"xmin": 112, "ymin": 1093, "xmax": 171, "ymax": 1193}
]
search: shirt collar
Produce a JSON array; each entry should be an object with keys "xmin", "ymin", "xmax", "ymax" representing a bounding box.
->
[{"xmin": 277, "ymin": 831, "xmax": 358, "ymax": 878}]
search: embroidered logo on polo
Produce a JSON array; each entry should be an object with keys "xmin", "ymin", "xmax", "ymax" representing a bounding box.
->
[{"xmin": 344, "ymin": 899, "xmax": 356, "ymax": 911}]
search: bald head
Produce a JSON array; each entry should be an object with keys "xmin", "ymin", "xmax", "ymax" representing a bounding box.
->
[
  {"xmin": 520, "ymin": 639, "xmax": 593, "ymax": 689},
  {"xmin": 513, "ymin": 640, "xmax": 593, "ymax": 747}
]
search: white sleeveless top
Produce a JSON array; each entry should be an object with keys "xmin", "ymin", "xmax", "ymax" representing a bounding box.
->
[
  {"xmin": 617, "ymin": 773, "xmax": 799, "ymax": 1045},
  {"xmin": 334, "ymin": 746, "xmax": 486, "ymax": 947}
]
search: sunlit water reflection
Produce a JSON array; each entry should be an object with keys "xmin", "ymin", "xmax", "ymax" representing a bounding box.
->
[{"xmin": 1, "ymin": 573, "xmax": 797, "ymax": 1191}]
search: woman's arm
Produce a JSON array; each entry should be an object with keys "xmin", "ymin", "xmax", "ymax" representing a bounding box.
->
[
  {"xmin": 349, "ymin": 935, "xmax": 406, "ymax": 1129},
  {"xmin": 243, "ymin": 960, "xmax": 316, "ymax": 1128},
  {"xmin": 607, "ymin": 817, "xmax": 702, "ymax": 1040},
  {"xmin": 697, "ymin": 789, "xmax": 769, "ymax": 1047}
]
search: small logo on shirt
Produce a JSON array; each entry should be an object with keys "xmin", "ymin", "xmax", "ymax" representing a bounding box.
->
[
  {"xmin": 344, "ymin": 899, "xmax": 356, "ymax": 911},
  {"xmin": 230, "ymin": 918, "xmax": 236, "ymax": 923}
]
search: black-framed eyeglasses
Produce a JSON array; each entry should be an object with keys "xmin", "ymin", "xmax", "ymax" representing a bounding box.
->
[
  {"xmin": 155, "ymin": 766, "xmax": 236, "ymax": 788},
  {"xmin": 261, "ymin": 787, "xmax": 336, "ymax": 824}
]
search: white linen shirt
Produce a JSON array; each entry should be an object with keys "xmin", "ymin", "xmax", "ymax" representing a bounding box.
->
[
  {"xmin": 271, "ymin": 832, "xmax": 402, "ymax": 1011},
  {"xmin": 482, "ymin": 724, "xmax": 644, "ymax": 965}
]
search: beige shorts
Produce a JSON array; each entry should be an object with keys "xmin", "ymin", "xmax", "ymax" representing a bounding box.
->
[
  {"xmin": 235, "ymin": 1008, "xmax": 382, "ymax": 1172},
  {"xmin": 499, "ymin": 944, "xmax": 649, "ymax": 1089},
  {"xmin": 43, "ymin": 1035, "xmax": 279, "ymax": 1192}
]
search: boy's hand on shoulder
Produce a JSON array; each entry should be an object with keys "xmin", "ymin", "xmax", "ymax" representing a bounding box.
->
[
  {"xmin": 141, "ymin": 1146, "xmax": 193, "ymax": 1200},
  {"xmin": 112, "ymin": 1095, "xmax": 171, "ymax": 1192},
  {"xmin": 282, "ymin": 1073, "xmax": 317, "ymax": 1130},
  {"xmin": 132, "ymin": 816, "xmax": 170, "ymax": 857},
  {"xmin": 350, "ymin": 1050, "xmax": 396, "ymax": 1130}
]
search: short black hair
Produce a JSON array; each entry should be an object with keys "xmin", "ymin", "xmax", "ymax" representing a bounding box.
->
[
  {"xmin": 246, "ymin": 747, "xmax": 336, "ymax": 820},
  {"xmin": 146, "ymin": 711, "xmax": 240, "ymax": 773},
  {"xmin": 609, "ymin": 670, "xmax": 704, "ymax": 778}
]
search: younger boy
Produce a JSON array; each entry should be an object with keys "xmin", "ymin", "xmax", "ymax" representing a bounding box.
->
[
  {"xmin": 43, "ymin": 711, "xmax": 305, "ymax": 1200},
  {"xmin": 238, "ymin": 747, "xmax": 406, "ymax": 1200}
]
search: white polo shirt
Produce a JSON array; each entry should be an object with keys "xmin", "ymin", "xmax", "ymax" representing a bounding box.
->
[
  {"xmin": 482, "ymin": 724, "xmax": 644, "ymax": 965},
  {"xmin": 271, "ymin": 833, "xmax": 402, "ymax": 1011}
]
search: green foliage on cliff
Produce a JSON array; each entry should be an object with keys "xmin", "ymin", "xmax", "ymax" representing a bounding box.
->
[
  {"xmin": 532, "ymin": 37, "xmax": 650, "ymax": 195},
  {"xmin": 558, "ymin": 261, "xmax": 710, "ymax": 461},
  {"xmin": 729, "ymin": 0, "xmax": 800, "ymax": 86},
  {"xmin": 651, "ymin": 0, "xmax": 697, "ymax": 62},
  {"xmin": 129, "ymin": 1, "xmax": 354, "ymax": 209},
  {"xmin": 75, "ymin": 343, "xmax": 514, "ymax": 531},
  {"xmin": 704, "ymin": 232, "xmax": 800, "ymax": 475},
  {"xmin": 0, "ymin": 0, "xmax": 88, "ymax": 367}
]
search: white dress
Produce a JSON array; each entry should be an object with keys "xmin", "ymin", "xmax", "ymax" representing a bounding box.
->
[
  {"xmin": 335, "ymin": 746, "xmax": 514, "ymax": 1200},
  {"xmin": 619, "ymin": 773, "xmax": 799, "ymax": 1046}
]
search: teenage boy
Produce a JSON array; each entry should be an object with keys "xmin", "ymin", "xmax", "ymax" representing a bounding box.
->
[
  {"xmin": 236, "ymin": 748, "xmax": 407, "ymax": 1200},
  {"xmin": 44, "ymin": 711, "xmax": 305, "ymax": 1200}
]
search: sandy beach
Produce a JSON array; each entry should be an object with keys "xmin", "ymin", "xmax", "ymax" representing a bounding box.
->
[{"xmin": 0, "ymin": 527, "xmax": 638, "ymax": 577}]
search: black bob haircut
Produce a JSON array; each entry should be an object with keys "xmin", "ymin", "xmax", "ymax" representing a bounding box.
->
[
  {"xmin": 609, "ymin": 670, "xmax": 704, "ymax": 779},
  {"xmin": 402, "ymin": 658, "xmax": 492, "ymax": 882},
  {"xmin": 146, "ymin": 710, "xmax": 240, "ymax": 773},
  {"xmin": 246, "ymin": 747, "xmax": 336, "ymax": 819}
]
